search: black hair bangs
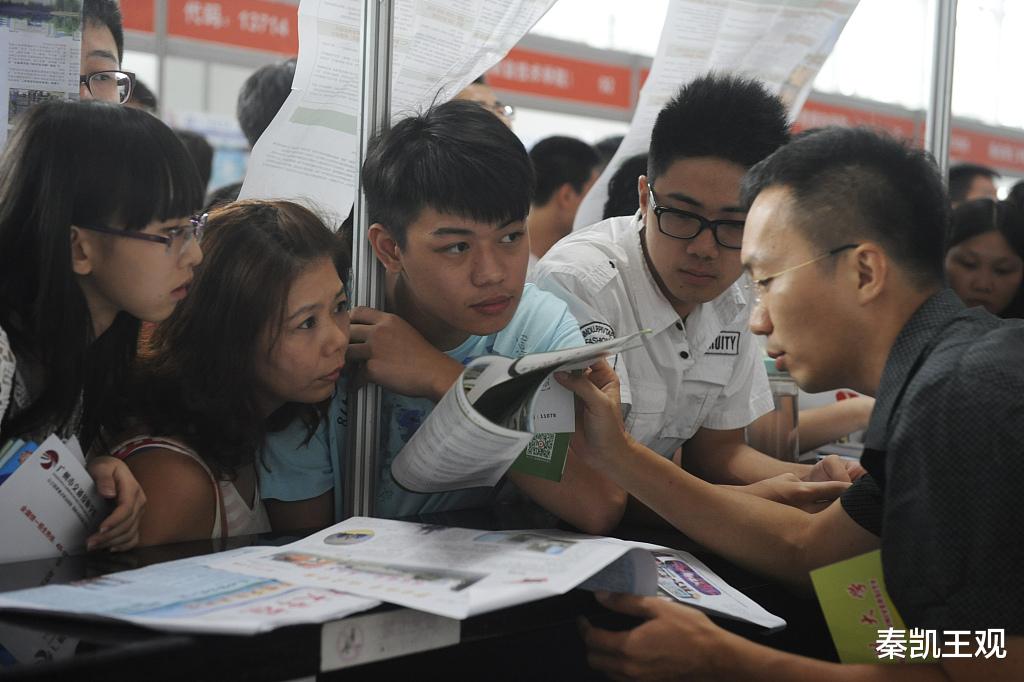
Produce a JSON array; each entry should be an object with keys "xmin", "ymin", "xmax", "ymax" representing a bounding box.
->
[{"xmin": 70, "ymin": 103, "xmax": 204, "ymax": 231}]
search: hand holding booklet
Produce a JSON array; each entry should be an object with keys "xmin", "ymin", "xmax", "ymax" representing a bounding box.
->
[{"xmin": 390, "ymin": 330, "xmax": 650, "ymax": 493}]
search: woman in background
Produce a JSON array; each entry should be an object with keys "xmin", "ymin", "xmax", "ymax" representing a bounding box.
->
[
  {"xmin": 945, "ymin": 198, "xmax": 1024, "ymax": 318},
  {"xmin": 0, "ymin": 101, "xmax": 206, "ymax": 551}
]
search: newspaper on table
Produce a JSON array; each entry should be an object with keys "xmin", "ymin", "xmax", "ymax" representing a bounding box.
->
[
  {"xmin": 240, "ymin": 0, "xmax": 557, "ymax": 222},
  {"xmin": 0, "ymin": 520, "xmax": 784, "ymax": 634},
  {"xmin": 210, "ymin": 516, "xmax": 658, "ymax": 621},
  {"xmin": 0, "ymin": 547, "xmax": 380, "ymax": 635},
  {"xmin": 0, "ymin": 0, "xmax": 82, "ymax": 147},
  {"xmin": 574, "ymin": 0, "xmax": 860, "ymax": 229},
  {"xmin": 390, "ymin": 330, "xmax": 649, "ymax": 493},
  {"xmin": 0, "ymin": 434, "xmax": 106, "ymax": 564}
]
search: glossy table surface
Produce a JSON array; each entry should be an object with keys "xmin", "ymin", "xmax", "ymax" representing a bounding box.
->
[{"xmin": 0, "ymin": 505, "xmax": 838, "ymax": 680}]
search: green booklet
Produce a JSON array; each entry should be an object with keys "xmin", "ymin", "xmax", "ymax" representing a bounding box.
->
[{"xmin": 811, "ymin": 550, "xmax": 933, "ymax": 664}]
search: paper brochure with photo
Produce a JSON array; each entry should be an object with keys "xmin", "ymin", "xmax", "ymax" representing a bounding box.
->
[
  {"xmin": 0, "ymin": 548, "xmax": 379, "ymax": 635},
  {"xmin": 0, "ymin": 0, "xmax": 83, "ymax": 146},
  {"xmin": 209, "ymin": 517, "xmax": 658, "ymax": 620},
  {"xmin": 0, "ymin": 434, "xmax": 106, "ymax": 564},
  {"xmin": 391, "ymin": 330, "xmax": 650, "ymax": 493}
]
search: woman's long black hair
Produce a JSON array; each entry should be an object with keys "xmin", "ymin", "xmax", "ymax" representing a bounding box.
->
[{"xmin": 0, "ymin": 101, "xmax": 203, "ymax": 447}]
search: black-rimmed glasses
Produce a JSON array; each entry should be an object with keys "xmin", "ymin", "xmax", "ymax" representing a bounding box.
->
[
  {"xmin": 76, "ymin": 214, "xmax": 207, "ymax": 257},
  {"xmin": 79, "ymin": 70, "xmax": 135, "ymax": 104},
  {"xmin": 647, "ymin": 183, "xmax": 745, "ymax": 249}
]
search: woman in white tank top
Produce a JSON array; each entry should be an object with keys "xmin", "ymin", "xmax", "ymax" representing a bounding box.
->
[{"xmin": 102, "ymin": 201, "xmax": 350, "ymax": 545}]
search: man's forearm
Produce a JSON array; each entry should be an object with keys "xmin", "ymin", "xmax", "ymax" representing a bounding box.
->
[
  {"xmin": 604, "ymin": 440, "xmax": 822, "ymax": 587},
  {"xmin": 683, "ymin": 440, "xmax": 810, "ymax": 484}
]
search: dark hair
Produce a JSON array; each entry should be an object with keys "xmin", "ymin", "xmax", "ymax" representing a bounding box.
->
[
  {"xmin": 175, "ymin": 129, "xmax": 214, "ymax": 191},
  {"xmin": 595, "ymin": 135, "xmax": 623, "ymax": 166},
  {"xmin": 529, "ymin": 136, "xmax": 599, "ymax": 205},
  {"xmin": 948, "ymin": 163, "xmax": 999, "ymax": 204},
  {"xmin": 205, "ymin": 181, "xmax": 243, "ymax": 212},
  {"xmin": 947, "ymin": 198, "xmax": 1024, "ymax": 318},
  {"xmin": 0, "ymin": 101, "xmax": 203, "ymax": 447},
  {"xmin": 128, "ymin": 79, "xmax": 159, "ymax": 114},
  {"xmin": 741, "ymin": 126, "xmax": 948, "ymax": 288},
  {"xmin": 236, "ymin": 58, "xmax": 296, "ymax": 148},
  {"xmin": 472, "ymin": 74, "xmax": 488, "ymax": 85},
  {"xmin": 83, "ymin": 0, "xmax": 124, "ymax": 63},
  {"xmin": 118, "ymin": 200, "xmax": 350, "ymax": 478},
  {"xmin": 361, "ymin": 99, "xmax": 534, "ymax": 246},
  {"xmin": 1009, "ymin": 181, "xmax": 1024, "ymax": 214},
  {"xmin": 649, "ymin": 74, "xmax": 789, "ymax": 184},
  {"xmin": 603, "ymin": 153, "xmax": 647, "ymax": 220}
]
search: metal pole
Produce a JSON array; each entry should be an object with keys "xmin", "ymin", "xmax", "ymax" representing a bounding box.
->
[
  {"xmin": 154, "ymin": 0, "xmax": 168, "ymax": 114},
  {"xmin": 345, "ymin": 0, "xmax": 394, "ymax": 519},
  {"xmin": 925, "ymin": 0, "xmax": 957, "ymax": 180}
]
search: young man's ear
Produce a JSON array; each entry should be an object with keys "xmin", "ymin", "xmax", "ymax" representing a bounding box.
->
[
  {"xmin": 70, "ymin": 226, "xmax": 95, "ymax": 276},
  {"xmin": 367, "ymin": 223, "xmax": 403, "ymax": 273},
  {"xmin": 637, "ymin": 174, "xmax": 650, "ymax": 217}
]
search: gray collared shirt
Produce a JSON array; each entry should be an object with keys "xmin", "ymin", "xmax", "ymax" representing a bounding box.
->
[{"xmin": 842, "ymin": 288, "xmax": 1024, "ymax": 632}]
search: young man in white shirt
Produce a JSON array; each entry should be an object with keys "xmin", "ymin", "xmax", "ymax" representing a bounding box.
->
[{"xmin": 533, "ymin": 74, "xmax": 853, "ymax": 503}]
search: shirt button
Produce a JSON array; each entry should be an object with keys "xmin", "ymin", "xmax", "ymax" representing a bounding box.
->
[
  {"xmin": 679, "ymin": 351, "xmax": 689, "ymax": 359},
  {"xmin": 675, "ymin": 322, "xmax": 683, "ymax": 330}
]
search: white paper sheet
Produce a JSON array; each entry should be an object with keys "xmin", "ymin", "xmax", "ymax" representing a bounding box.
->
[
  {"xmin": 575, "ymin": 0, "xmax": 859, "ymax": 229},
  {"xmin": 240, "ymin": 0, "xmax": 557, "ymax": 222}
]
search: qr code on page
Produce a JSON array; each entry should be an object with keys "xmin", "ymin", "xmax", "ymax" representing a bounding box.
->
[{"xmin": 525, "ymin": 433, "xmax": 556, "ymax": 462}]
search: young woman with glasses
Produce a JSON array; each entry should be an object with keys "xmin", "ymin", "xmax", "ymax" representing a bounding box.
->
[
  {"xmin": 102, "ymin": 200, "xmax": 350, "ymax": 545},
  {"xmin": 0, "ymin": 100, "xmax": 205, "ymax": 552}
]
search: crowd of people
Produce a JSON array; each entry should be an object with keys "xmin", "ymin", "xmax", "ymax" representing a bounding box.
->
[{"xmin": 0, "ymin": 1, "xmax": 1021, "ymax": 680}]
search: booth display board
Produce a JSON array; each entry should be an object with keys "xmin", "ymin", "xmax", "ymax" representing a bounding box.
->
[{"xmin": 573, "ymin": 0, "xmax": 860, "ymax": 230}]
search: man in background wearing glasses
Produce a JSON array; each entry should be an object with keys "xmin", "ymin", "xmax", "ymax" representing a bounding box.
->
[
  {"xmin": 80, "ymin": 0, "xmax": 134, "ymax": 105},
  {"xmin": 533, "ymin": 74, "xmax": 853, "ymax": 512}
]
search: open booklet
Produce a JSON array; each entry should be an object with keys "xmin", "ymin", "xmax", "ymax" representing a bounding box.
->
[{"xmin": 391, "ymin": 330, "xmax": 650, "ymax": 493}]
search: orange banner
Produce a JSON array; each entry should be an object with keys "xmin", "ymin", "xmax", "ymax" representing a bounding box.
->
[{"xmin": 487, "ymin": 47, "xmax": 633, "ymax": 110}]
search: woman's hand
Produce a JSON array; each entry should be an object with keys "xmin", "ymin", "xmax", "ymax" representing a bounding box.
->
[{"xmin": 86, "ymin": 456, "xmax": 146, "ymax": 552}]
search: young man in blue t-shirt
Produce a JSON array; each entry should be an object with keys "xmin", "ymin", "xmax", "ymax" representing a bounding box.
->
[{"xmin": 260, "ymin": 101, "xmax": 625, "ymax": 533}]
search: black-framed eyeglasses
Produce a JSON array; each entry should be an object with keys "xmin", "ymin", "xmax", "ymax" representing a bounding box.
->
[
  {"xmin": 744, "ymin": 243, "xmax": 860, "ymax": 308},
  {"xmin": 76, "ymin": 214, "xmax": 207, "ymax": 257},
  {"xmin": 647, "ymin": 183, "xmax": 745, "ymax": 249},
  {"xmin": 79, "ymin": 70, "xmax": 135, "ymax": 104}
]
